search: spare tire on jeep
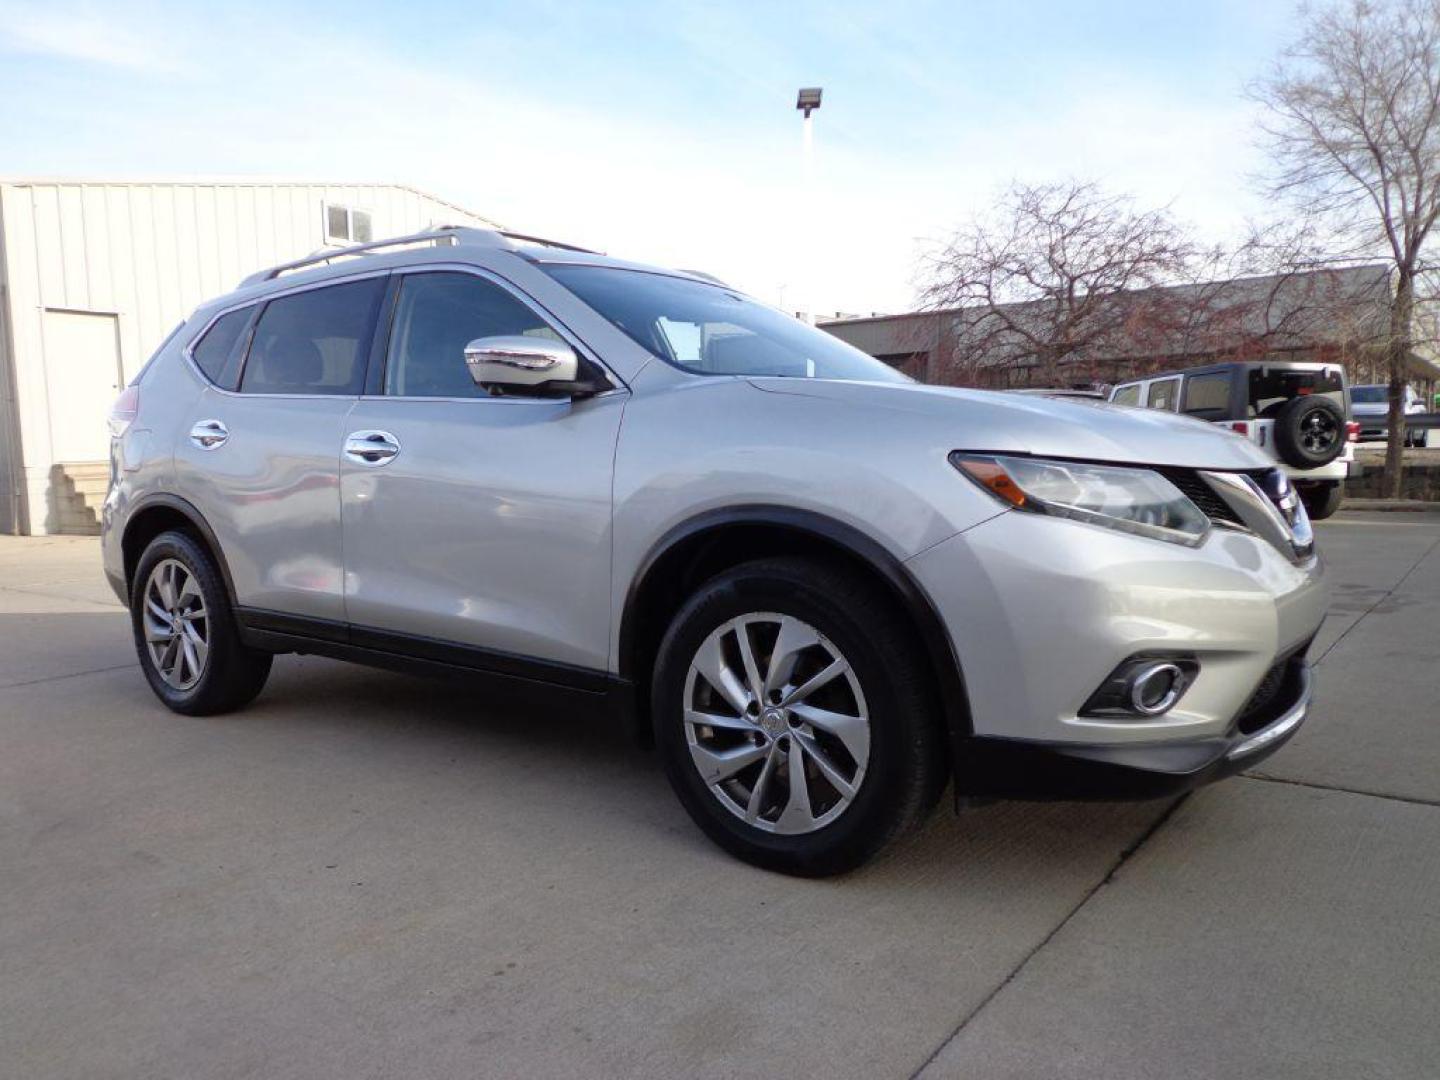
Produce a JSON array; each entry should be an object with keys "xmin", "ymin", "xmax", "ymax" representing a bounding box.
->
[{"xmin": 1273, "ymin": 396, "xmax": 1345, "ymax": 468}]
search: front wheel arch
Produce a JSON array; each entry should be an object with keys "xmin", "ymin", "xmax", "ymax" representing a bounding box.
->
[{"xmin": 618, "ymin": 506, "xmax": 972, "ymax": 751}]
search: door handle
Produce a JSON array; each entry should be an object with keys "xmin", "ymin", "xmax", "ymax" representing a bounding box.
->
[
  {"xmin": 189, "ymin": 419, "xmax": 229, "ymax": 450},
  {"xmin": 344, "ymin": 430, "xmax": 401, "ymax": 466}
]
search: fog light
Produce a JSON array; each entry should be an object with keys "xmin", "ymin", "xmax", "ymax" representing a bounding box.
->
[
  {"xmin": 1129, "ymin": 662, "xmax": 1184, "ymax": 715},
  {"xmin": 1081, "ymin": 655, "xmax": 1198, "ymax": 718}
]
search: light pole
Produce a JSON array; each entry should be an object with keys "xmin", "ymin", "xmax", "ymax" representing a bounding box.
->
[{"xmin": 795, "ymin": 87, "xmax": 822, "ymax": 324}]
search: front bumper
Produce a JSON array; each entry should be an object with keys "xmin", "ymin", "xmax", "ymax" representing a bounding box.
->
[
  {"xmin": 908, "ymin": 508, "xmax": 1327, "ymax": 749},
  {"xmin": 953, "ymin": 655, "xmax": 1313, "ymax": 800}
]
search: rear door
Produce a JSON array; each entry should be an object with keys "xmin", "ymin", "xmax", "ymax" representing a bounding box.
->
[
  {"xmin": 338, "ymin": 267, "xmax": 625, "ymax": 675},
  {"xmin": 171, "ymin": 274, "xmax": 387, "ymax": 625}
]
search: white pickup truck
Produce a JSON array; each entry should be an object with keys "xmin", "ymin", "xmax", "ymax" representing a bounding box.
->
[{"xmin": 1109, "ymin": 361, "xmax": 1360, "ymax": 519}]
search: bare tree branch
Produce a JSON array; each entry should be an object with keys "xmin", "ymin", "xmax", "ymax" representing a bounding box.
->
[{"xmin": 1252, "ymin": 0, "xmax": 1440, "ymax": 494}]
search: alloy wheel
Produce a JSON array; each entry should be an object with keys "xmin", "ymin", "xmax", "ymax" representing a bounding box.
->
[
  {"xmin": 141, "ymin": 558, "xmax": 210, "ymax": 691},
  {"xmin": 1300, "ymin": 409, "xmax": 1339, "ymax": 454},
  {"xmin": 682, "ymin": 612, "xmax": 870, "ymax": 835}
]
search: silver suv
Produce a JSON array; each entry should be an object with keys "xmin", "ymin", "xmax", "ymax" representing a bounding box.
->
[{"xmin": 103, "ymin": 227, "xmax": 1327, "ymax": 875}]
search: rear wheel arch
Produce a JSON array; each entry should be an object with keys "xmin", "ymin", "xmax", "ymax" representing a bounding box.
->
[
  {"xmin": 618, "ymin": 506, "xmax": 972, "ymax": 746},
  {"xmin": 122, "ymin": 495, "xmax": 236, "ymax": 607}
]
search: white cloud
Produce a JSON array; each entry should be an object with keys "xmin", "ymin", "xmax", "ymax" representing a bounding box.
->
[
  {"xmin": 0, "ymin": 2, "xmax": 181, "ymax": 71},
  {"xmin": 0, "ymin": 1, "xmax": 1273, "ymax": 316}
]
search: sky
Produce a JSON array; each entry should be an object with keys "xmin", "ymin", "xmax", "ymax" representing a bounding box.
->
[{"xmin": 0, "ymin": 0, "xmax": 1305, "ymax": 315}]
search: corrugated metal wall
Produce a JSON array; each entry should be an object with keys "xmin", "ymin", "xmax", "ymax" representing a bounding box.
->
[{"xmin": 0, "ymin": 181, "xmax": 497, "ymax": 534}]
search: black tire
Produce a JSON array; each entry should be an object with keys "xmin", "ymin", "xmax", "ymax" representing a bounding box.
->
[
  {"xmin": 1300, "ymin": 482, "xmax": 1343, "ymax": 521},
  {"xmin": 1273, "ymin": 396, "xmax": 1346, "ymax": 468},
  {"xmin": 130, "ymin": 530, "xmax": 272, "ymax": 715},
  {"xmin": 652, "ymin": 557, "xmax": 946, "ymax": 877}
]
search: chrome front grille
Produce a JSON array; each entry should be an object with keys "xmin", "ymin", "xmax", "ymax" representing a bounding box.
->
[
  {"xmin": 1196, "ymin": 468, "xmax": 1315, "ymax": 562},
  {"xmin": 1159, "ymin": 469, "xmax": 1244, "ymax": 527}
]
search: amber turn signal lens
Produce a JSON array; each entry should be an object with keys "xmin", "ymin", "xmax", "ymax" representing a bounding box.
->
[{"xmin": 955, "ymin": 458, "xmax": 1027, "ymax": 508}]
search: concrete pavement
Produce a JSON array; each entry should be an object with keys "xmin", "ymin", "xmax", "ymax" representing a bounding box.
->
[{"xmin": 0, "ymin": 515, "xmax": 1436, "ymax": 1078}]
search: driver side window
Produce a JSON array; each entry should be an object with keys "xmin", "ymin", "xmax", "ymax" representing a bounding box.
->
[{"xmin": 385, "ymin": 271, "xmax": 563, "ymax": 398}]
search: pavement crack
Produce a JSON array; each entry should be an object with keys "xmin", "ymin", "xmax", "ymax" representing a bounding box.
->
[
  {"xmin": 907, "ymin": 795, "xmax": 1189, "ymax": 1079},
  {"xmin": 1241, "ymin": 772, "xmax": 1440, "ymax": 809},
  {"xmin": 1313, "ymin": 532, "xmax": 1440, "ymax": 667},
  {"xmin": 0, "ymin": 662, "xmax": 137, "ymax": 690}
]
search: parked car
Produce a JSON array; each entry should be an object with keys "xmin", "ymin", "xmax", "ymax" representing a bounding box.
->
[
  {"xmin": 1350, "ymin": 383, "xmax": 1428, "ymax": 446},
  {"xmin": 103, "ymin": 228, "xmax": 1327, "ymax": 876},
  {"xmin": 1109, "ymin": 362, "xmax": 1359, "ymax": 520}
]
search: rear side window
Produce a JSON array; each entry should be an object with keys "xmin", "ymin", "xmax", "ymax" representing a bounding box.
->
[
  {"xmin": 1111, "ymin": 384, "xmax": 1141, "ymax": 406},
  {"xmin": 1181, "ymin": 372, "xmax": 1231, "ymax": 419},
  {"xmin": 241, "ymin": 278, "xmax": 386, "ymax": 395},
  {"xmin": 190, "ymin": 307, "xmax": 254, "ymax": 390},
  {"xmin": 384, "ymin": 271, "xmax": 562, "ymax": 398},
  {"xmin": 1145, "ymin": 377, "xmax": 1181, "ymax": 412}
]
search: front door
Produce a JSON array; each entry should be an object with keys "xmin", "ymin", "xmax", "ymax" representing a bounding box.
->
[{"xmin": 339, "ymin": 269, "xmax": 624, "ymax": 675}]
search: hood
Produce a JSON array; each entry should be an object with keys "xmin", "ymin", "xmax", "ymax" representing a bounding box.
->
[{"xmin": 748, "ymin": 378, "xmax": 1274, "ymax": 471}]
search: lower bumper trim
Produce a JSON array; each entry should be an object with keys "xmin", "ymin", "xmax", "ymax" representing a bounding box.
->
[
  {"xmin": 1228, "ymin": 665, "xmax": 1311, "ymax": 759},
  {"xmin": 956, "ymin": 660, "xmax": 1313, "ymax": 802}
]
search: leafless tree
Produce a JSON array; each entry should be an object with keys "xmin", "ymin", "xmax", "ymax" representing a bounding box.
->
[
  {"xmin": 918, "ymin": 181, "xmax": 1201, "ymax": 387},
  {"xmin": 1252, "ymin": 0, "xmax": 1440, "ymax": 495}
]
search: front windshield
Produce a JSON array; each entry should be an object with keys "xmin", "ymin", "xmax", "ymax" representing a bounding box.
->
[
  {"xmin": 1351, "ymin": 385, "xmax": 1386, "ymax": 403},
  {"xmin": 542, "ymin": 264, "xmax": 910, "ymax": 383}
]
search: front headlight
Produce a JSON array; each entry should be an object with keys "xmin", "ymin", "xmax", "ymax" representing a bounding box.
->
[{"xmin": 951, "ymin": 453, "xmax": 1211, "ymax": 546}]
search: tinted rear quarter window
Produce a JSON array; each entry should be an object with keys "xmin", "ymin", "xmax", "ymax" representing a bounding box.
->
[
  {"xmin": 241, "ymin": 278, "xmax": 386, "ymax": 395},
  {"xmin": 190, "ymin": 307, "xmax": 254, "ymax": 390},
  {"xmin": 1146, "ymin": 377, "xmax": 1181, "ymax": 411},
  {"xmin": 1181, "ymin": 372, "xmax": 1232, "ymax": 419}
]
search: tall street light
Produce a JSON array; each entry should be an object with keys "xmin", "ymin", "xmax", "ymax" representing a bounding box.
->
[{"xmin": 795, "ymin": 87, "xmax": 822, "ymax": 324}]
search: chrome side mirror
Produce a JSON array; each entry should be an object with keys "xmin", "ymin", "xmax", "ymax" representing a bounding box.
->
[{"xmin": 464, "ymin": 335, "xmax": 603, "ymax": 398}]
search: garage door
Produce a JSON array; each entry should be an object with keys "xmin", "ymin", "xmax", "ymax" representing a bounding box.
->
[{"xmin": 43, "ymin": 309, "xmax": 123, "ymax": 463}]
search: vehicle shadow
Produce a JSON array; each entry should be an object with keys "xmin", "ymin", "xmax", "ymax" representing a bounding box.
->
[{"xmin": 234, "ymin": 652, "xmax": 1170, "ymax": 892}]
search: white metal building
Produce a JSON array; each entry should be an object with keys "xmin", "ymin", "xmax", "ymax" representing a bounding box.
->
[{"xmin": 0, "ymin": 179, "xmax": 498, "ymax": 534}]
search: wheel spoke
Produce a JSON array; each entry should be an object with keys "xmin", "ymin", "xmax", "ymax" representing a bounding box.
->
[
  {"xmin": 789, "ymin": 703, "xmax": 870, "ymax": 764},
  {"xmin": 795, "ymin": 731, "xmax": 856, "ymax": 799},
  {"xmin": 775, "ymin": 738, "xmax": 816, "ymax": 834},
  {"xmin": 783, "ymin": 657, "xmax": 849, "ymax": 707},
  {"xmin": 684, "ymin": 708, "xmax": 756, "ymax": 733},
  {"xmin": 176, "ymin": 572, "xmax": 202, "ymax": 610},
  {"xmin": 764, "ymin": 616, "xmax": 820, "ymax": 696},
  {"xmin": 734, "ymin": 620, "xmax": 766, "ymax": 703},
  {"xmin": 179, "ymin": 635, "xmax": 200, "ymax": 685},
  {"xmin": 144, "ymin": 615, "xmax": 173, "ymax": 644},
  {"xmin": 692, "ymin": 633, "xmax": 752, "ymax": 714},
  {"xmin": 745, "ymin": 745, "xmax": 781, "ymax": 822},
  {"xmin": 688, "ymin": 741, "xmax": 770, "ymax": 785},
  {"xmin": 159, "ymin": 636, "xmax": 181, "ymax": 677},
  {"xmin": 182, "ymin": 620, "xmax": 209, "ymax": 671},
  {"xmin": 145, "ymin": 597, "xmax": 168, "ymax": 622}
]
